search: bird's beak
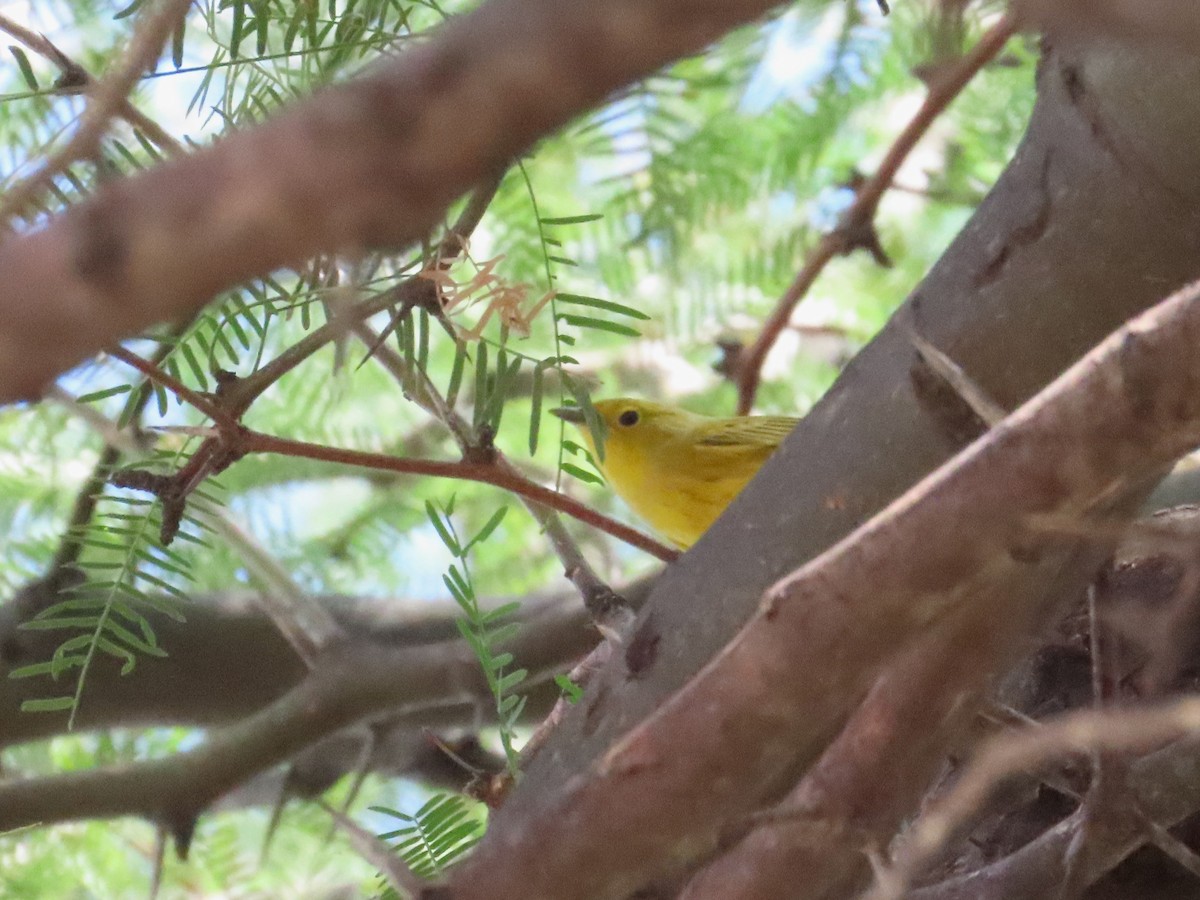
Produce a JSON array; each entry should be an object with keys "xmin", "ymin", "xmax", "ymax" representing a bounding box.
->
[{"xmin": 549, "ymin": 406, "xmax": 586, "ymax": 425}]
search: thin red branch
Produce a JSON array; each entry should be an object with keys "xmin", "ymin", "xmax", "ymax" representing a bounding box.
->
[
  {"xmin": 735, "ymin": 13, "xmax": 1018, "ymax": 414},
  {"xmin": 242, "ymin": 430, "xmax": 678, "ymax": 562},
  {"xmin": 107, "ymin": 345, "xmax": 236, "ymax": 429}
]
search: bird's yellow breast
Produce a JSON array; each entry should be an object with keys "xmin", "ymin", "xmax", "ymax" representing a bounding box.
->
[
  {"xmin": 554, "ymin": 398, "xmax": 798, "ymax": 549},
  {"xmin": 598, "ymin": 423, "xmax": 779, "ymax": 548}
]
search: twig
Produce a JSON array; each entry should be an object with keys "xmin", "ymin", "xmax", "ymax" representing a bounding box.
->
[
  {"xmin": 44, "ymin": 325, "xmax": 185, "ymax": 575},
  {"xmin": 318, "ymin": 798, "xmax": 427, "ymax": 898},
  {"xmin": 1140, "ymin": 814, "xmax": 1200, "ymax": 882},
  {"xmin": 734, "ymin": 13, "xmax": 1018, "ymax": 413},
  {"xmin": 866, "ymin": 699, "xmax": 1200, "ymax": 900},
  {"xmin": 240, "ymin": 429, "xmax": 677, "ymax": 562},
  {"xmin": 0, "ymin": 13, "xmax": 184, "ymax": 158},
  {"xmin": 107, "ymin": 345, "xmax": 236, "ymax": 429},
  {"xmin": 0, "ymin": 0, "xmax": 191, "ymax": 226},
  {"xmin": 204, "ymin": 513, "xmax": 344, "ymax": 666}
]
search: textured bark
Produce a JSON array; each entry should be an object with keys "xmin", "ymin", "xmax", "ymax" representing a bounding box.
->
[{"xmin": 465, "ymin": 33, "xmax": 1200, "ymax": 900}]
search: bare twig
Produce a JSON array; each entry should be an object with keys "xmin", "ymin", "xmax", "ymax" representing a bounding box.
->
[
  {"xmin": 240, "ymin": 429, "xmax": 676, "ymax": 562},
  {"xmin": 734, "ymin": 14, "xmax": 1017, "ymax": 413},
  {"xmin": 203, "ymin": 513, "xmax": 344, "ymax": 666},
  {"xmin": 107, "ymin": 345, "xmax": 236, "ymax": 428},
  {"xmin": 318, "ymin": 798, "xmax": 427, "ymax": 897},
  {"xmin": 867, "ymin": 699, "xmax": 1200, "ymax": 900}
]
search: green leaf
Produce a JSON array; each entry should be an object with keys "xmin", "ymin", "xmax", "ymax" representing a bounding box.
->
[
  {"xmin": 539, "ymin": 213, "xmax": 603, "ymax": 225},
  {"xmin": 113, "ymin": 0, "xmax": 147, "ymax": 19},
  {"xmin": 485, "ymin": 622, "xmax": 520, "ymax": 645},
  {"xmin": 8, "ymin": 46, "xmax": 38, "ymax": 90},
  {"xmin": 472, "ymin": 339, "xmax": 489, "ymax": 429},
  {"xmin": 230, "ymin": 0, "xmax": 246, "ymax": 59},
  {"xmin": 557, "ymin": 313, "xmax": 642, "ymax": 338},
  {"xmin": 446, "ymin": 339, "xmax": 468, "ymax": 408},
  {"xmin": 561, "ymin": 462, "xmax": 604, "ymax": 486},
  {"xmin": 467, "ymin": 505, "xmax": 508, "ymax": 550},
  {"xmin": 528, "ymin": 363, "xmax": 544, "ymax": 455},
  {"xmin": 425, "ymin": 501, "xmax": 460, "ymax": 555},
  {"xmin": 497, "ymin": 669, "xmax": 527, "ymax": 693},
  {"xmin": 481, "ymin": 600, "xmax": 521, "ymax": 624},
  {"xmin": 555, "ymin": 293, "xmax": 652, "ymax": 320},
  {"xmin": 171, "ymin": 16, "xmax": 186, "ymax": 68},
  {"xmin": 20, "ymin": 696, "xmax": 76, "ymax": 713},
  {"xmin": 555, "ymin": 674, "xmax": 583, "ymax": 703},
  {"xmin": 77, "ymin": 384, "xmax": 133, "ymax": 403}
]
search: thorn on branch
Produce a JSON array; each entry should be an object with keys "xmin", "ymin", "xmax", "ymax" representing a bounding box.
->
[
  {"xmin": 908, "ymin": 343, "xmax": 994, "ymax": 446},
  {"xmin": 712, "ymin": 337, "xmax": 745, "ymax": 384},
  {"xmin": 356, "ymin": 276, "xmax": 453, "ymax": 370},
  {"xmin": 168, "ymin": 811, "xmax": 198, "ymax": 861},
  {"xmin": 839, "ymin": 173, "xmax": 893, "ymax": 268},
  {"xmin": 51, "ymin": 59, "xmax": 89, "ymax": 93}
]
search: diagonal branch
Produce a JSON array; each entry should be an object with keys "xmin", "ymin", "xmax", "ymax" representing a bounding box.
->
[
  {"xmin": 734, "ymin": 14, "xmax": 1017, "ymax": 414},
  {"xmin": 0, "ymin": 0, "xmax": 191, "ymax": 226},
  {"xmin": 450, "ymin": 270, "xmax": 1200, "ymax": 898}
]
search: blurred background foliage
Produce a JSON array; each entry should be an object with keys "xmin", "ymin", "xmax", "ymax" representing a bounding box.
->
[{"xmin": 0, "ymin": 0, "xmax": 1034, "ymax": 894}]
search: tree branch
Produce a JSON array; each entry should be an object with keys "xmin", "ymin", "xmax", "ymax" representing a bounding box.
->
[
  {"xmin": 0, "ymin": 0, "xmax": 789, "ymax": 403},
  {"xmin": 0, "ymin": 0, "xmax": 191, "ymax": 226},
  {"xmin": 450, "ymin": 267, "xmax": 1200, "ymax": 898},
  {"xmin": 0, "ymin": 585, "xmax": 605, "ymax": 832},
  {"xmin": 734, "ymin": 13, "xmax": 1017, "ymax": 413}
]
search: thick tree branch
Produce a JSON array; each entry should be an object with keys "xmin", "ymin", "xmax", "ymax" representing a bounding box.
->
[
  {"xmin": 498, "ymin": 37, "xmax": 1200, "ymax": 880},
  {"xmin": 0, "ymin": 0, "xmax": 788, "ymax": 403},
  {"xmin": 451, "ymin": 266, "xmax": 1200, "ymax": 898},
  {"xmin": 0, "ymin": 578, "xmax": 656, "ymax": 748},
  {"xmin": 0, "ymin": 585, "xmax": 607, "ymax": 831},
  {"xmin": 1012, "ymin": 0, "xmax": 1200, "ymax": 50}
]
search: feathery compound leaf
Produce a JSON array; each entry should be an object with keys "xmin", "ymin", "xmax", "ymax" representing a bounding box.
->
[{"xmin": 373, "ymin": 794, "xmax": 485, "ymax": 880}]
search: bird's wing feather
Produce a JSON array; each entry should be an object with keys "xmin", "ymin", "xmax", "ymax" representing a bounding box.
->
[{"xmin": 694, "ymin": 416, "xmax": 800, "ymax": 447}]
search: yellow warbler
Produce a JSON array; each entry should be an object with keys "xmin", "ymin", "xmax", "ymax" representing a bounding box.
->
[{"xmin": 551, "ymin": 398, "xmax": 799, "ymax": 549}]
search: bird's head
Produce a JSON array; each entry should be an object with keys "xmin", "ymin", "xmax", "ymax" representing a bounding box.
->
[{"xmin": 550, "ymin": 398, "xmax": 694, "ymax": 465}]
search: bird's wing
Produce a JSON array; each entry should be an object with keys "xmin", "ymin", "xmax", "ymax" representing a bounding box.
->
[{"xmin": 694, "ymin": 416, "xmax": 800, "ymax": 448}]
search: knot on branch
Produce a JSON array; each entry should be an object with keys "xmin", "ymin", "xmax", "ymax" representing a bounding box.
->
[
  {"xmin": 465, "ymin": 424, "xmax": 498, "ymax": 465},
  {"xmin": 111, "ymin": 424, "xmax": 249, "ymax": 545}
]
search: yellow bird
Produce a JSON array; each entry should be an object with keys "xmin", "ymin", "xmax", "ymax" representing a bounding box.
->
[{"xmin": 551, "ymin": 398, "xmax": 799, "ymax": 549}]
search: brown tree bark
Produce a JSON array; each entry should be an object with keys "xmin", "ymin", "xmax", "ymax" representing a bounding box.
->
[{"xmin": 464, "ymin": 32, "xmax": 1200, "ymax": 899}]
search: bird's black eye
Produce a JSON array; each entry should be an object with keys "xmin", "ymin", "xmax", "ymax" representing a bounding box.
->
[{"xmin": 618, "ymin": 409, "xmax": 640, "ymax": 427}]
